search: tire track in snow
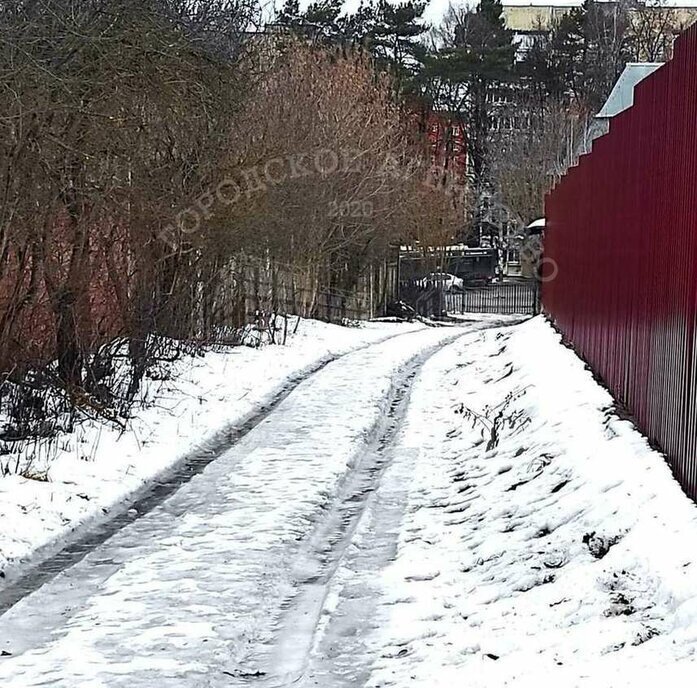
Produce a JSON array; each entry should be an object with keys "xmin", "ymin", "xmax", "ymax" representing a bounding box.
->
[
  {"xmin": 259, "ymin": 319, "xmax": 514, "ymax": 688},
  {"xmin": 0, "ymin": 325, "xmax": 437, "ymax": 616}
]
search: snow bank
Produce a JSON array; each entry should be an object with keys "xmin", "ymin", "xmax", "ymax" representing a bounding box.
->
[
  {"xmin": 368, "ymin": 315, "xmax": 697, "ymax": 686},
  {"xmin": 0, "ymin": 318, "xmax": 422, "ymax": 586}
]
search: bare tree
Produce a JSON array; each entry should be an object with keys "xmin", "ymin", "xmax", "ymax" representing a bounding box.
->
[{"xmin": 628, "ymin": 0, "xmax": 678, "ymax": 62}]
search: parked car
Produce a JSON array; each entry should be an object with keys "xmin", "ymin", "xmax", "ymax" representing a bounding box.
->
[{"xmin": 416, "ymin": 272, "xmax": 465, "ymax": 292}]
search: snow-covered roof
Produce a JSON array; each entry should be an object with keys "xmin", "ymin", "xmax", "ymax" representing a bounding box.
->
[
  {"xmin": 596, "ymin": 63, "xmax": 663, "ymax": 119},
  {"xmin": 526, "ymin": 218, "xmax": 546, "ymax": 229}
]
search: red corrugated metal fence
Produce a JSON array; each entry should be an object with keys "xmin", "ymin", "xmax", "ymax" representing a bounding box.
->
[{"xmin": 543, "ymin": 25, "xmax": 697, "ymax": 498}]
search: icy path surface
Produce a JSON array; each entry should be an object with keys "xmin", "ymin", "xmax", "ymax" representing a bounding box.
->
[
  {"xmin": 0, "ymin": 318, "xmax": 424, "ymax": 587},
  {"xmin": 0, "ymin": 323, "xmax": 496, "ymax": 687}
]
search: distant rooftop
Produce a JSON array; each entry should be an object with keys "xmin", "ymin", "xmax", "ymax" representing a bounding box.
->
[
  {"xmin": 498, "ymin": 3, "xmax": 697, "ymax": 33},
  {"xmin": 418, "ymin": 1, "xmax": 697, "ymax": 25}
]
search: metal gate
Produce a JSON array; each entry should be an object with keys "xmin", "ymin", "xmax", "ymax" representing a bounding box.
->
[
  {"xmin": 445, "ymin": 281, "xmax": 538, "ymax": 316},
  {"xmin": 399, "ymin": 279, "xmax": 538, "ymax": 318}
]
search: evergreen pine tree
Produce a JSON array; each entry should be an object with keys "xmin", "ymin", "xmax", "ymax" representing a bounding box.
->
[
  {"xmin": 368, "ymin": 0, "xmax": 428, "ymax": 93},
  {"xmin": 275, "ymin": 0, "xmax": 427, "ymax": 94},
  {"xmin": 276, "ymin": 0, "xmax": 351, "ymax": 44},
  {"xmin": 422, "ymin": 0, "xmax": 515, "ymax": 240}
]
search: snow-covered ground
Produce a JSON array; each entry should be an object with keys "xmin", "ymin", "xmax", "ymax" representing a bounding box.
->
[
  {"xmin": 353, "ymin": 316, "xmax": 697, "ymax": 687},
  {"xmin": 2, "ymin": 314, "xmax": 697, "ymax": 687},
  {"xmin": 0, "ymin": 318, "xmax": 422, "ymax": 586},
  {"xmin": 0, "ymin": 323, "xmax": 468, "ymax": 686}
]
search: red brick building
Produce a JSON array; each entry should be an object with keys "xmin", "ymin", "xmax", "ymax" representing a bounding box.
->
[{"xmin": 425, "ymin": 111, "xmax": 467, "ymax": 182}]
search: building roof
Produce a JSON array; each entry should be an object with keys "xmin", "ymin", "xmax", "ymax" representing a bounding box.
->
[{"xmin": 596, "ymin": 63, "xmax": 664, "ymax": 119}]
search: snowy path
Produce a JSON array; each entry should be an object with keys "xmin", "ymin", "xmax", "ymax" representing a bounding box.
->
[
  {"xmin": 259, "ymin": 318, "xmax": 697, "ymax": 688},
  {"xmin": 0, "ymin": 322, "xmax": 502, "ymax": 687},
  {"xmin": 0, "ymin": 320, "xmax": 423, "ymax": 616},
  {"xmin": 0, "ymin": 318, "xmax": 425, "ymax": 589},
  {"xmin": 4, "ymin": 316, "xmax": 690, "ymax": 688}
]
